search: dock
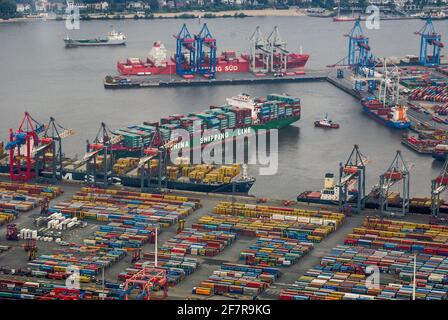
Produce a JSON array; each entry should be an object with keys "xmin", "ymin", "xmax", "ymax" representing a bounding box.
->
[{"xmin": 104, "ymin": 70, "xmax": 331, "ymax": 89}]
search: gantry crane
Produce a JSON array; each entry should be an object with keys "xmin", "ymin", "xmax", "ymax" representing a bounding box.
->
[
  {"xmin": 430, "ymin": 158, "xmax": 448, "ymax": 223},
  {"xmin": 377, "ymin": 59, "xmax": 401, "ymax": 107},
  {"xmin": 195, "ymin": 23, "xmax": 217, "ymax": 78},
  {"xmin": 85, "ymin": 122, "xmax": 122, "ymax": 188},
  {"xmin": 175, "ymin": 24, "xmax": 196, "ymax": 76},
  {"xmin": 123, "ymin": 268, "xmax": 167, "ymax": 300},
  {"xmin": 249, "ymin": 26, "xmax": 270, "ymax": 73},
  {"xmin": 345, "ymin": 21, "xmax": 378, "ymax": 92},
  {"xmin": 35, "ymin": 117, "xmax": 74, "ymax": 183},
  {"xmin": 138, "ymin": 130, "xmax": 178, "ymax": 193},
  {"xmin": 379, "ymin": 151, "xmax": 410, "ymax": 217},
  {"xmin": 5, "ymin": 112, "xmax": 45, "ymax": 182},
  {"xmin": 267, "ymin": 26, "xmax": 289, "ymax": 75},
  {"xmin": 338, "ymin": 145, "xmax": 368, "ymax": 213},
  {"xmin": 415, "ymin": 18, "xmax": 444, "ymax": 66}
]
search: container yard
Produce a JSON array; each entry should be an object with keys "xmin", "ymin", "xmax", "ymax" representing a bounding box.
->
[{"xmin": 1, "ymin": 11, "xmax": 448, "ymax": 312}]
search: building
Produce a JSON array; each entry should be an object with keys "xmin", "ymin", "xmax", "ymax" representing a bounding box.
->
[
  {"xmin": 34, "ymin": 0, "xmax": 49, "ymax": 12},
  {"xmin": 126, "ymin": 1, "xmax": 150, "ymax": 10},
  {"xmin": 16, "ymin": 3, "xmax": 32, "ymax": 12}
]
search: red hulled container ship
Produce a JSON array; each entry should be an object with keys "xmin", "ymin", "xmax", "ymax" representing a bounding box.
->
[{"xmin": 117, "ymin": 41, "xmax": 309, "ymax": 76}]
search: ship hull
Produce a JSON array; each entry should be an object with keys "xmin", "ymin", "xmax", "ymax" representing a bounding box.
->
[
  {"xmin": 117, "ymin": 54, "xmax": 309, "ymax": 76},
  {"xmin": 65, "ymin": 39, "xmax": 126, "ymax": 48},
  {"xmin": 361, "ymin": 104, "xmax": 411, "ymax": 129},
  {"xmin": 58, "ymin": 168, "xmax": 255, "ymax": 194},
  {"xmin": 172, "ymin": 115, "xmax": 301, "ymax": 151},
  {"xmin": 432, "ymin": 152, "xmax": 447, "ymax": 161}
]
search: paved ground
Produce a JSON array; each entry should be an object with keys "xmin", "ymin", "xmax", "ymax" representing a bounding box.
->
[{"xmin": 0, "ymin": 179, "xmax": 438, "ymax": 299}]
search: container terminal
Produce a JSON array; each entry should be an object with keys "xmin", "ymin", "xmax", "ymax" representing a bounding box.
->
[{"xmin": 0, "ymin": 18, "xmax": 448, "ymax": 301}]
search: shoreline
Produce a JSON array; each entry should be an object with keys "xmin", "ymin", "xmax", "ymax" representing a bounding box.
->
[
  {"xmin": 0, "ymin": 9, "xmax": 437, "ymax": 24},
  {"xmin": 0, "ymin": 9, "xmax": 306, "ymax": 23}
]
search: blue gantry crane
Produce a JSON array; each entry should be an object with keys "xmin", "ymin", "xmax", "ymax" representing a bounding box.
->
[
  {"xmin": 345, "ymin": 21, "xmax": 378, "ymax": 92},
  {"xmin": 415, "ymin": 18, "xmax": 444, "ymax": 67},
  {"xmin": 174, "ymin": 24, "xmax": 196, "ymax": 76},
  {"xmin": 195, "ymin": 23, "xmax": 217, "ymax": 78}
]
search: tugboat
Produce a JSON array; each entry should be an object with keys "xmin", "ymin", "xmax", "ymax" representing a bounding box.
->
[
  {"xmin": 64, "ymin": 28, "xmax": 126, "ymax": 48},
  {"xmin": 314, "ymin": 114, "xmax": 340, "ymax": 129}
]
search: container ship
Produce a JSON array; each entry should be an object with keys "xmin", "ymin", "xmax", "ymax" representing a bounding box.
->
[
  {"xmin": 433, "ymin": 143, "xmax": 448, "ymax": 161},
  {"xmin": 109, "ymin": 93, "xmax": 301, "ymax": 153},
  {"xmin": 0, "ymin": 93, "xmax": 300, "ymax": 194},
  {"xmin": 64, "ymin": 29, "xmax": 126, "ymax": 48},
  {"xmin": 297, "ymin": 173, "xmax": 358, "ymax": 205},
  {"xmin": 361, "ymin": 97, "xmax": 411, "ymax": 129},
  {"xmin": 296, "ymin": 174, "xmax": 448, "ymax": 214},
  {"xmin": 116, "ymin": 41, "xmax": 309, "ymax": 76}
]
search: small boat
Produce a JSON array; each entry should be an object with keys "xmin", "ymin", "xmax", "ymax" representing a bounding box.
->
[
  {"xmin": 64, "ymin": 28, "xmax": 126, "ymax": 48},
  {"xmin": 314, "ymin": 114, "xmax": 340, "ymax": 129}
]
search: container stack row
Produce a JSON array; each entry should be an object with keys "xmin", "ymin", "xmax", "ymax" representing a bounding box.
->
[
  {"xmin": 192, "ymin": 263, "xmax": 280, "ymax": 298},
  {"xmin": 160, "ymin": 228, "xmax": 237, "ymax": 257},
  {"xmin": 0, "ymin": 209, "xmax": 17, "ymax": 225},
  {"xmin": 280, "ymin": 218, "xmax": 448, "ymax": 300},
  {"xmin": 193, "ymin": 215, "xmax": 336, "ymax": 242},
  {"xmin": 0, "ymin": 182, "xmax": 64, "ymax": 199},
  {"xmin": 240, "ymin": 236, "xmax": 314, "ymax": 267},
  {"xmin": 212, "ymin": 201, "xmax": 345, "ymax": 228},
  {"xmin": 86, "ymin": 221, "xmax": 159, "ymax": 250},
  {"xmin": 27, "ymin": 244, "xmax": 126, "ymax": 283},
  {"xmin": 345, "ymin": 218, "xmax": 448, "ymax": 256},
  {"xmin": 409, "ymin": 84, "xmax": 448, "ymax": 103},
  {"xmin": 50, "ymin": 188, "xmax": 200, "ymax": 227},
  {"xmin": 0, "ymin": 278, "xmax": 125, "ymax": 300}
]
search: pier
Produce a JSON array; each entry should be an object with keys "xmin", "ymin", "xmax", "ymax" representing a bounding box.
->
[{"xmin": 104, "ymin": 69, "xmax": 331, "ymax": 89}]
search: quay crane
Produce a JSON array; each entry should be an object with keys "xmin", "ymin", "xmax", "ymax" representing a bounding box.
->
[
  {"xmin": 346, "ymin": 21, "xmax": 379, "ymax": 92},
  {"xmin": 328, "ymin": 21, "xmax": 379, "ymax": 92},
  {"xmin": 35, "ymin": 117, "xmax": 74, "ymax": 183},
  {"xmin": 84, "ymin": 122, "xmax": 123, "ymax": 188},
  {"xmin": 195, "ymin": 23, "xmax": 217, "ymax": 78},
  {"xmin": 378, "ymin": 151, "xmax": 410, "ymax": 217},
  {"xmin": 430, "ymin": 158, "xmax": 448, "ymax": 224},
  {"xmin": 338, "ymin": 144, "xmax": 368, "ymax": 213},
  {"xmin": 175, "ymin": 24, "xmax": 196, "ymax": 76},
  {"xmin": 267, "ymin": 26, "xmax": 289, "ymax": 75},
  {"xmin": 249, "ymin": 26, "xmax": 270, "ymax": 73},
  {"xmin": 5, "ymin": 112, "xmax": 45, "ymax": 182},
  {"xmin": 138, "ymin": 131, "xmax": 178, "ymax": 193},
  {"xmin": 415, "ymin": 18, "xmax": 444, "ymax": 67}
]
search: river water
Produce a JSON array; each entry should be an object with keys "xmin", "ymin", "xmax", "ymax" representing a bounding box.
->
[{"xmin": 0, "ymin": 17, "xmax": 446, "ymax": 199}]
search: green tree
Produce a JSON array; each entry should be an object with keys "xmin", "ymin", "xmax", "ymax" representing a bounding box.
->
[
  {"xmin": 0, "ymin": 0, "xmax": 17, "ymax": 19},
  {"xmin": 148, "ymin": 0, "xmax": 159, "ymax": 11}
]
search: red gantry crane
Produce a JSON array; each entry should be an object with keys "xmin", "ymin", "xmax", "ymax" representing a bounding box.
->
[
  {"xmin": 5, "ymin": 112, "xmax": 45, "ymax": 182},
  {"xmin": 123, "ymin": 268, "xmax": 167, "ymax": 300}
]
